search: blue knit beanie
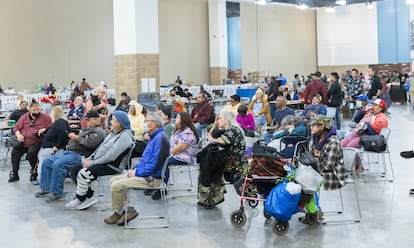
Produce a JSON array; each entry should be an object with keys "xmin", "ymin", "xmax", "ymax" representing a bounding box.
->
[{"xmin": 112, "ymin": 111, "xmax": 130, "ymax": 129}]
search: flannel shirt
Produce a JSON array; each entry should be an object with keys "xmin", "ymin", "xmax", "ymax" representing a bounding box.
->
[{"xmin": 312, "ymin": 135, "xmax": 347, "ymax": 190}]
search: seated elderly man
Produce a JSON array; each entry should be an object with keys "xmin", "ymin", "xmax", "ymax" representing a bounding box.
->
[
  {"xmin": 104, "ymin": 112, "xmax": 170, "ymax": 225},
  {"xmin": 65, "ymin": 111, "xmax": 135, "ymax": 210},
  {"xmin": 35, "ymin": 110, "xmax": 106, "ymax": 203},
  {"xmin": 263, "ymin": 96, "xmax": 295, "ymax": 144}
]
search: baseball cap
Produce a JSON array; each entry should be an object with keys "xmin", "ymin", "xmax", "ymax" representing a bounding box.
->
[
  {"xmin": 310, "ymin": 115, "xmax": 331, "ymax": 127},
  {"xmin": 312, "ymin": 71, "xmax": 322, "ymax": 77},
  {"xmin": 229, "ymin": 94, "xmax": 240, "ymax": 102},
  {"xmin": 85, "ymin": 110, "xmax": 100, "ymax": 118},
  {"xmin": 374, "ymin": 99, "xmax": 387, "ymax": 109},
  {"xmin": 356, "ymin": 94, "xmax": 368, "ymax": 102}
]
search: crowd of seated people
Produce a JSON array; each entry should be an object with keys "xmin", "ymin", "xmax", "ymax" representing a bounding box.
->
[{"xmin": 4, "ymin": 67, "xmax": 398, "ymax": 227}]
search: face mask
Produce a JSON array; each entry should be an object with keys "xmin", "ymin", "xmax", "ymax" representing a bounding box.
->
[
  {"xmin": 32, "ymin": 113, "xmax": 41, "ymax": 118},
  {"xmin": 356, "ymin": 101, "xmax": 362, "ymax": 108},
  {"xmin": 143, "ymin": 123, "xmax": 149, "ymax": 133}
]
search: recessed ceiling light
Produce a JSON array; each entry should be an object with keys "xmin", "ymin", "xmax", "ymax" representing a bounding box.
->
[
  {"xmin": 335, "ymin": 0, "xmax": 347, "ymax": 5},
  {"xmin": 256, "ymin": 0, "xmax": 267, "ymax": 5},
  {"xmin": 297, "ymin": 3, "xmax": 309, "ymax": 9},
  {"xmin": 366, "ymin": 2, "xmax": 374, "ymax": 9}
]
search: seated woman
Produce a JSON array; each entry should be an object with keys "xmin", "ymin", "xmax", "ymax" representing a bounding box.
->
[
  {"xmin": 341, "ymin": 99, "xmax": 388, "ymax": 149},
  {"xmin": 151, "ymin": 112, "xmax": 198, "ymax": 200},
  {"xmin": 301, "ymin": 94, "xmax": 327, "ymax": 124},
  {"xmin": 300, "ymin": 115, "xmax": 346, "ymax": 224},
  {"xmin": 236, "ymin": 104, "xmax": 255, "ymax": 137},
  {"xmin": 267, "ymin": 115, "xmax": 307, "ymax": 157},
  {"xmin": 36, "ymin": 106, "xmax": 70, "ymax": 185},
  {"xmin": 248, "ymin": 88, "xmax": 271, "ymax": 133},
  {"xmin": 128, "ymin": 101, "xmax": 146, "ymax": 158},
  {"xmin": 81, "ymin": 85, "xmax": 109, "ymax": 129},
  {"xmin": 197, "ymin": 110, "xmax": 246, "ymax": 207}
]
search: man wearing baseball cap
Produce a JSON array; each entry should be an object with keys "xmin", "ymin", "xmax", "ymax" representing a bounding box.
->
[
  {"xmin": 303, "ymin": 71, "xmax": 328, "ymax": 105},
  {"xmin": 223, "ymin": 94, "xmax": 241, "ymax": 115}
]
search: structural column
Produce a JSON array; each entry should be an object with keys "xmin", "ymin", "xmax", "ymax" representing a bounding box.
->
[
  {"xmin": 208, "ymin": 0, "xmax": 228, "ymax": 85},
  {"xmin": 113, "ymin": 0, "xmax": 160, "ymax": 100}
]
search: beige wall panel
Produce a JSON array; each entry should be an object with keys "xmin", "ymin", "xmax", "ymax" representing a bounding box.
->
[
  {"xmin": 158, "ymin": 0, "xmax": 210, "ymax": 86},
  {"xmin": 241, "ymin": 4, "xmax": 317, "ymax": 83},
  {"xmin": 0, "ymin": 0, "xmax": 114, "ymax": 91}
]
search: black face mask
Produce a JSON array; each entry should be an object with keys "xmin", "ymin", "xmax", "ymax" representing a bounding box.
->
[{"xmin": 31, "ymin": 113, "xmax": 41, "ymax": 119}]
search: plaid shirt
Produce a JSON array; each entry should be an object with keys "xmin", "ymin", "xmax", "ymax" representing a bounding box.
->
[
  {"xmin": 344, "ymin": 78, "xmax": 363, "ymax": 99},
  {"xmin": 311, "ymin": 135, "xmax": 347, "ymax": 190}
]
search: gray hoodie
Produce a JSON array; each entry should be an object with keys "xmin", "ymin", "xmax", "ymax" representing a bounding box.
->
[{"xmin": 88, "ymin": 128, "xmax": 134, "ymax": 167}]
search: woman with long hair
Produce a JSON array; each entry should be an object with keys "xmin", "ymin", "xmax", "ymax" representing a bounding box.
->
[
  {"xmin": 81, "ymin": 85, "xmax": 109, "ymax": 129},
  {"xmin": 197, "ymin": 109, "xmax": 246, "ymax": 207},
  {"xmin": 150, "ymin": 112, "xmax": 199, "ymax": 200},
  {"xmin": 36, "ymin": 106, "xmax": 70, "ymax": 184}
]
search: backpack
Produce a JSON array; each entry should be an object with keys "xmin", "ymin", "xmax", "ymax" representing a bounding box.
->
[{"xmin": 209, "ymin": 105, "xmax": 216, "ymax": 124}]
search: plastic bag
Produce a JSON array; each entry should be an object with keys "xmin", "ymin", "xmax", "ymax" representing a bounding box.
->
[
  {"xmin": 294, "ymin": 162, "xmax": 324, "ymax": 193},
  {"xmin": 264, "ymin": 181, "xmax": 301, "ymax": 222}
]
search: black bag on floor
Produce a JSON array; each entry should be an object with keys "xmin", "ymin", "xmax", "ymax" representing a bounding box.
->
[{"xmin": 359, "ymin": 134, "xmax": 386, "ymax": 153}]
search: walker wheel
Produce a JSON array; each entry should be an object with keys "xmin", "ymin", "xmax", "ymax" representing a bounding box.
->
[
  {"xmin": 273, "ymin": 220, "xmax": 289, "ymax": 236},
  {"xmin": 203, "ymin": 198, "xmax": 215, "ymax": 210},
  {"xmin": 263, "ymin": 210, "xmax": 272, "ymax": 220},
  {"xmin": 248, "ymin": 200, "xmax": 259, "ymax": 208},
  {"xmin": 230, "ymin": 210, "xmax": 247, "ymax": 227}
]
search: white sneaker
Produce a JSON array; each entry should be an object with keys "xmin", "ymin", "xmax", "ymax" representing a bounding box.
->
[
  {"xmin": 76, "ymin": 197, "xmax": 98, "ymax": 210},
  {"xmin": 65, "ymin": 198, "xmax": 82, "ymax": 210}
]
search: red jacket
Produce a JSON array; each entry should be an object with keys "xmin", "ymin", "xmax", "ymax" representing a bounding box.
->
[
  {"xmin": 303, "ymin": 79, "xmax": 328, "ymax": 105},
  {"xmin": 191, "ymin": 100, "xmax": 212, "ymax": 124},
  {"xmin": 13, "ymin": 112, "xmax": 52, "ymax": 148},
  {"xmin": 369, "ymin": 112, "xmax": 388, "ymax": 134}
]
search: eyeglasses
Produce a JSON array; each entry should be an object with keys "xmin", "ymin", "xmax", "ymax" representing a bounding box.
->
[{"xmin": 144, "ymin": 120, "xmax": 155, "ymax": 123}]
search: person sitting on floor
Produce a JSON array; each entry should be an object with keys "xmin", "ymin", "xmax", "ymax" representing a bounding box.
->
[
  {"xmin": 35, "ymin": 110, "xmax": 105, "ymax": 203},
  {"xmin": 64, "ymin": 111, "xmax": 135, "ymax": 210},
  {"xmin": 103, "ymin": 112, "xmax": 170, "ymax": 225}
]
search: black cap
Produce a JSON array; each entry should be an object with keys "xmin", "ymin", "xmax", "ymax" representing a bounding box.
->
[
  {"xmin": 229, "ymin": 94, "xmax": 240, "ymax": 102},
  {"xmin": 313, "ymin": 71, "xmax": 321, "ymax": 77},
  {"xmin": 85, "ymin": 110, "xmax": 100, "ymax": 118}
]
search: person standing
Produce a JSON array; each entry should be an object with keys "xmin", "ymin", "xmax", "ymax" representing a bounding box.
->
[
  {"xmin": 327, "ymin": 72, "xmax": 343, "ymax": 130},
  {"xmin": 367, "ymin": 67, "xmax": 382, "ymax": 100},
  {"xmin": 303, "ymin": 71, "xmax": 328, "ymax": 105},
  {"xmin": 344, "ymin": 69, "xmax": 363, "ymax": 118}
]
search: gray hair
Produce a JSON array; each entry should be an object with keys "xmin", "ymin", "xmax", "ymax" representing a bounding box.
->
[
  {"xmin": 147, "ymin": 111, "xmax": 163, "ymax": 128},
  {"xmin": 276, "ymin": 95, "xmax": 287, "ymax": 104},
  {"xmin": 280, "ymin": 115, "xmax": 296, "ymax": 127},
  {"xmin": 219, "ymin": 109, "xmax": 244, "ymax": 136}
]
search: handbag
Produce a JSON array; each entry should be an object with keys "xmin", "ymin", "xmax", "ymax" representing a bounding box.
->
[
  {"xmin": 298, "ymin": 149, "xmax": 318, "ymax": 171},
  {"xmin": 359, "ymin": 134, "xmax": 386, "ymax": 153},
  {"xmin": 294, "ymin": 162, "xmax": 324, "ymax": 193},
  {"xmin": 10, "ymin": 135, "xmax": 23, "ymax": 149}
]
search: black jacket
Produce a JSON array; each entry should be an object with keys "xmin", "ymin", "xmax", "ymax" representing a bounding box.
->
[{"xmin": 327, "ymin": 81, "xmax": 343, "ymax": 107}]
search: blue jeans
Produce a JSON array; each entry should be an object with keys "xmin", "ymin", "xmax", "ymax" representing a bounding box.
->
[
  {"xmin": 196, "ymin": 123, "xmax": 209, "ymax": 137},
  {"xmin": 263, "ymin": 130, "xmax": 286, "ymax": 144},
  {"xmin": 40, "ymin": 150, "xmax": 82, "ymax": 195},
  {"xmin": 269, "ymin": 102, "xmax": 276, "ymax": 121},
  {"xmin": 334, "ymin": 105, "xmax": 341, "ymax": 130}
]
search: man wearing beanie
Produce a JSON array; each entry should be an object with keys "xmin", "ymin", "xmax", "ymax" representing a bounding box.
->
[{"xmin": 65, "ymin": 110, "xmax": 135, "ymax": 210}]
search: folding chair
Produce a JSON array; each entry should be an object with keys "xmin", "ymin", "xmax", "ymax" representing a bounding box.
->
[
  {"xmin": 359, "ymin": 128, "xmax": 394, "ymax": 182},
  {"xmin": 321, "ymin": 147, "xmax": 361, "ymax": 224},
  {"xmin": 95, "ymin": 143, "xmax": 135, "ymax": 210},
  {"xmin": 124, "ymin": 156, "xmax": 170, "ymax": 229}
]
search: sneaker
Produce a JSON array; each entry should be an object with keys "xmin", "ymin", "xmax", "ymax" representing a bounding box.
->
[
  {"xmin": 34, "ymin": 191, "xmax": 49, "ymax": 198},
  {"xmin": 104, "ymin": 211, "xmax": 124, "ymax": 224},
  {"xmin": 46, "ymin": 194, "xmax": 66, "ymax": 203},
  {"xmin": 8, "ymin": 174, "xmax": 19, "ymax": 183},
  {"xmin": 76, "ymin": 197, "xmax": 98, "ymax": 210},
  {"xmin": 116, "ymin": 207, "xmax": 139, "ymax": 225},
  {"xmin": 143, "ymin": 189, "xmax": 155, "ymax": 195},
  {"xmin": 65, "ymin": 198, "xmax": 82, "ymax": 209},
  {"xmin": 401, "ymin": 150, "xmax": 414, "ymax": 159}
]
